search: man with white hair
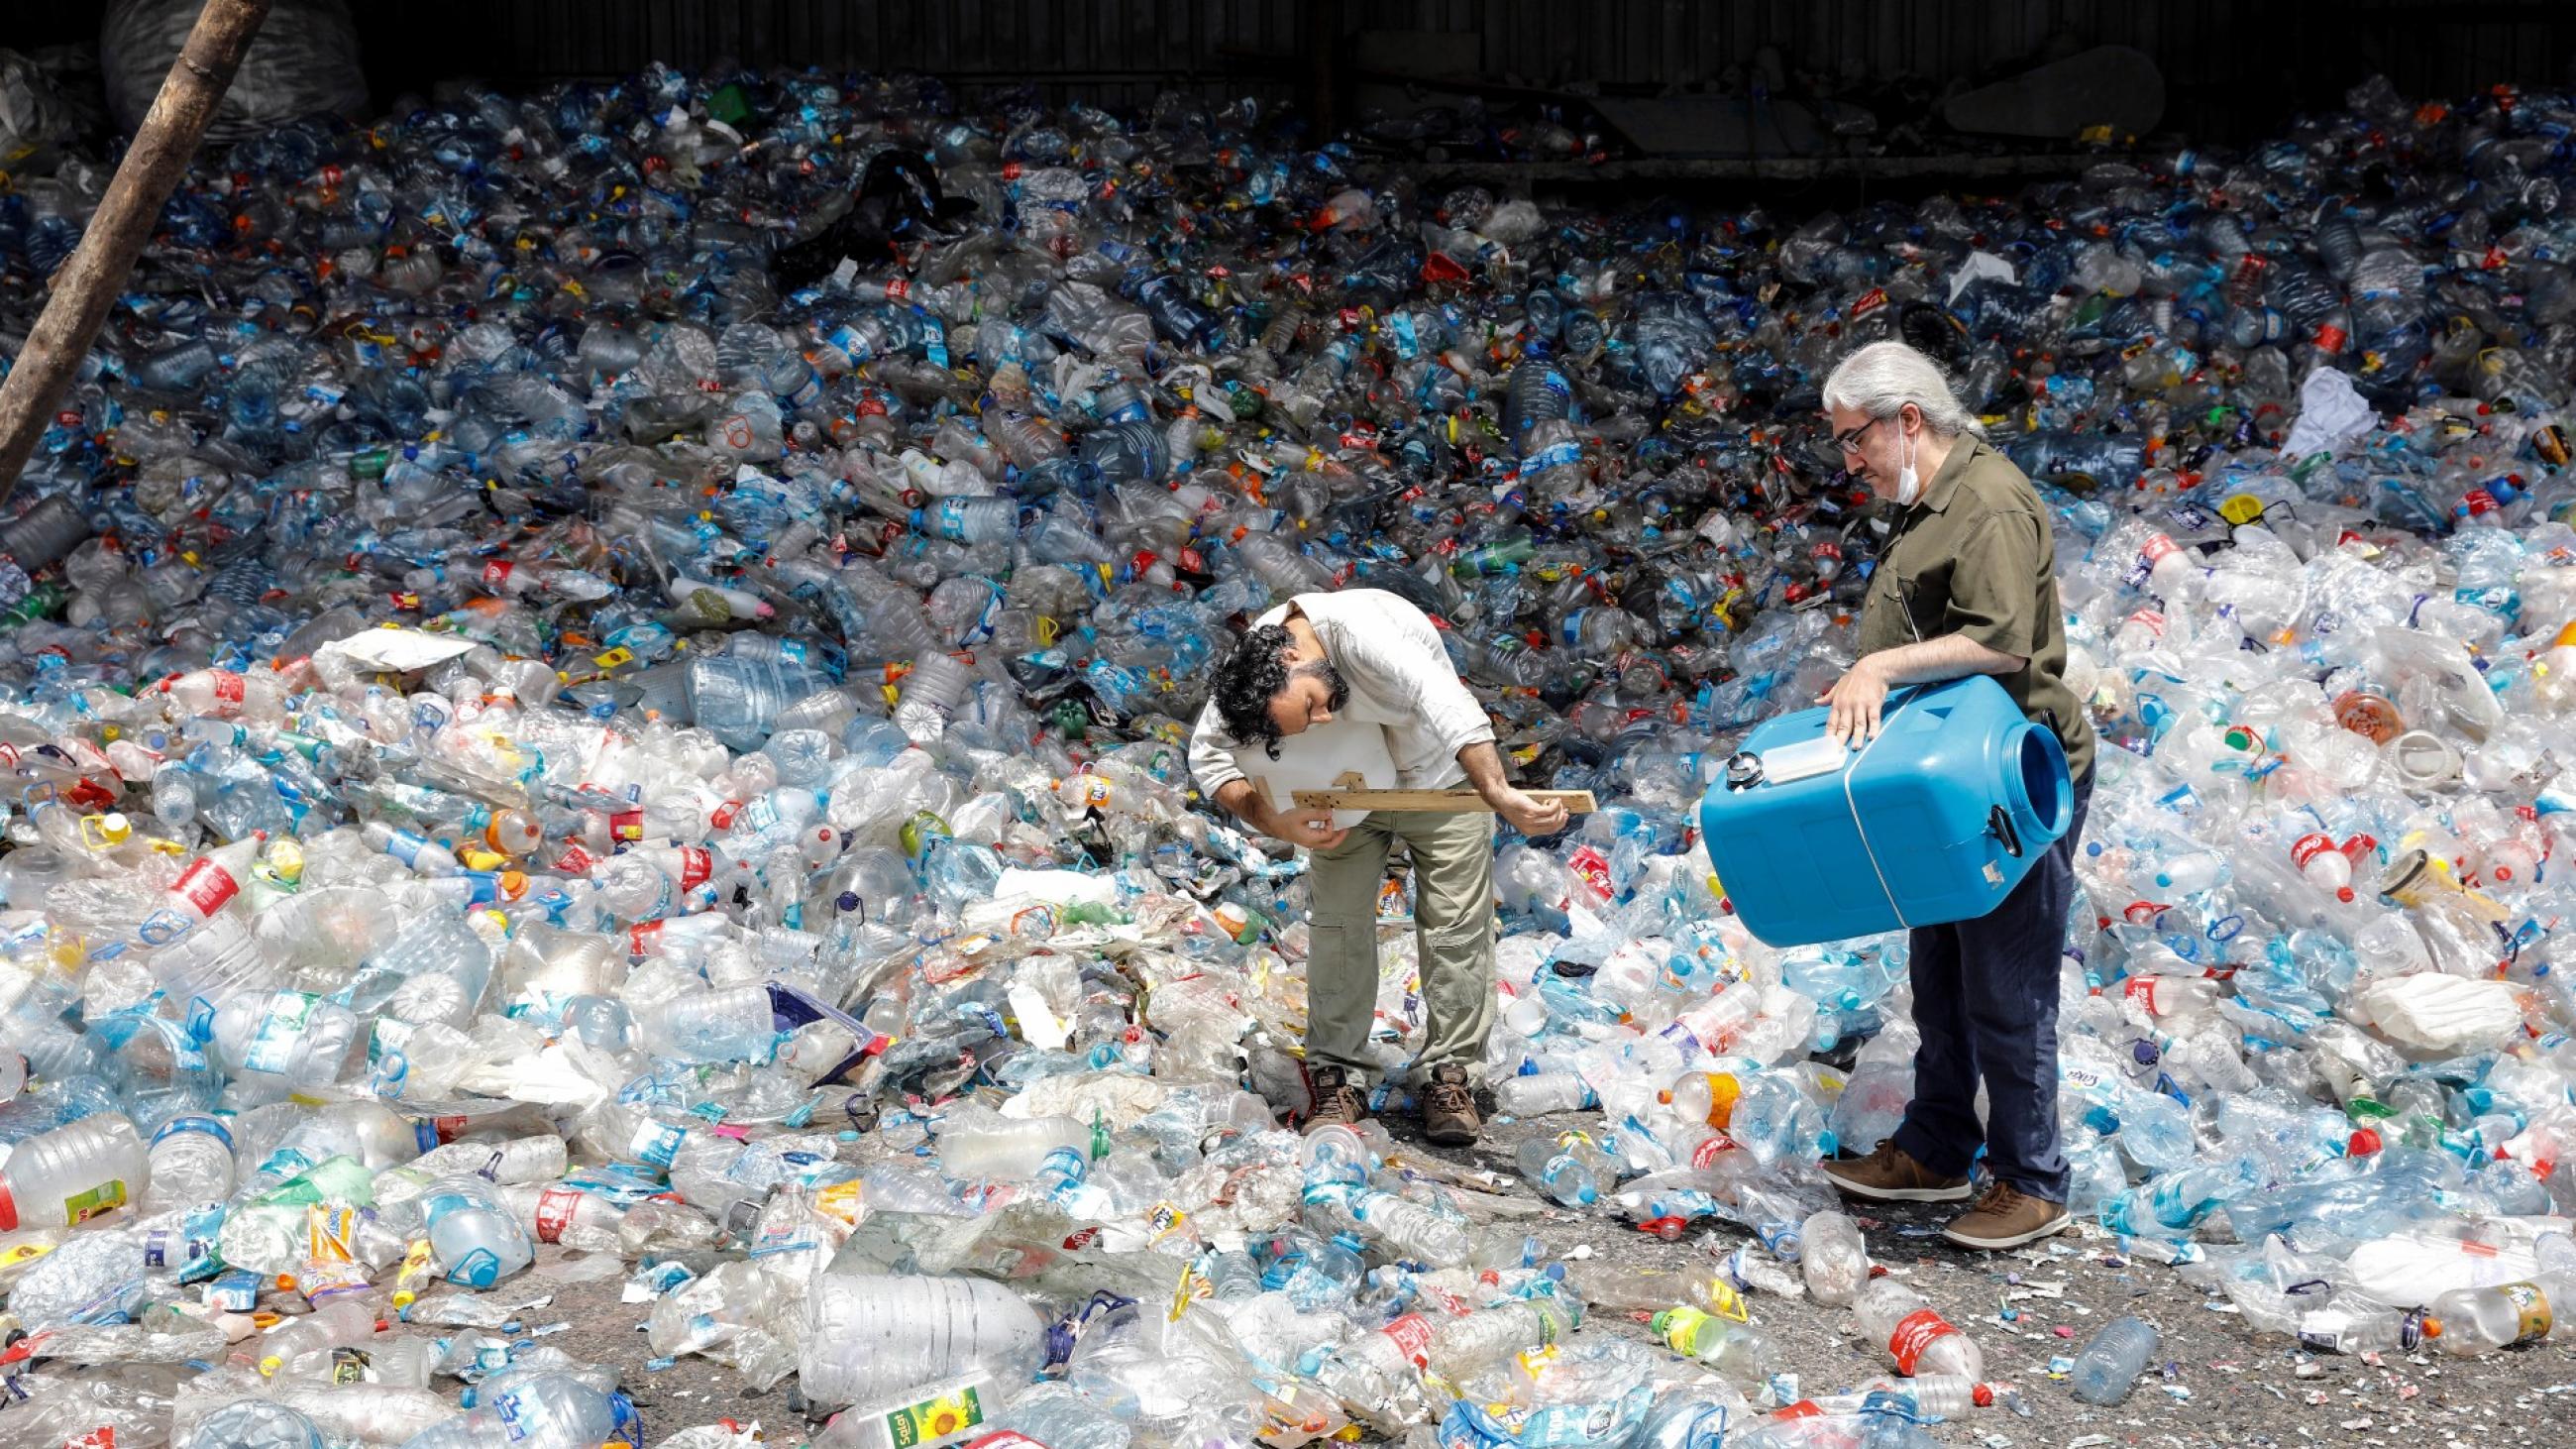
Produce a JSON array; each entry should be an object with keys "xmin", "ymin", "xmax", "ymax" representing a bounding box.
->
[{"xmin": 1810, "ymin": 339, "xmax": 2096, "ymax": 1250}]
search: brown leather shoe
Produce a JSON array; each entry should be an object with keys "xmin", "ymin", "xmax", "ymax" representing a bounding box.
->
[
  {"xmin": 1820, "ymin": 1140, "xmax": 1973, "ymax": 1203},
  {"xmin": 1421, "ymin": 1063, "xmax": 1483, "ymax": 1147},
  {"xmin": 1305, "ymin": 1064, "xmax": 1370, "ymax": 1132},
  {"xmin": 1942, "ymin": 1180, "xmax": 2073, "ymax": 1250}
]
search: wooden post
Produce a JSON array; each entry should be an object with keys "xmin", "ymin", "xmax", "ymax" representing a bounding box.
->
[{"xmin": 0, "ymin": 0, "xmax": 273, "ymax": 502}]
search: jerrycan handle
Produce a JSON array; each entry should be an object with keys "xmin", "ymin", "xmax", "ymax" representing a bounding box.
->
[{"xmin": 1987, "ymin": 804, "xmax": 2024, "ymax": 858}]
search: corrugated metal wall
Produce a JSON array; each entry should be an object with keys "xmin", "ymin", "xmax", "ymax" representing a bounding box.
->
[
  {"xmin": 337, "ymin": 1, "xmax": 2576, "ymax": 143},
  {"xmin": 356, "ymin": 0, "xmax": 1318, "ymax": 112},
  {"xmin": 23, "ymin": 3, "xmax": 2574, "ymax": 145}
]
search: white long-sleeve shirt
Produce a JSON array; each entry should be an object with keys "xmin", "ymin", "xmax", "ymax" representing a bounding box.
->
[{"xmin": 1188, "ymin": 589, "xmax": 1497, "ymax": 799}]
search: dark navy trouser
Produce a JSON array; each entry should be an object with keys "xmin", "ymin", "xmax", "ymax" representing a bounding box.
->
[{"xmin": 1890, "ymin": 779, "xmax": 2092, "ymax": 1203}]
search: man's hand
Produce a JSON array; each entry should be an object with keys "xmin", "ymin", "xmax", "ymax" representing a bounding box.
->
[
  {"xmin": 1821, "ymin": 656, "xmax": 1891, "ymax": 746},
  {"xmin": 1260, "ymin": 807, "xmax": 1350, "ymax": 851},
  {"xmin": 1487, "ymin": 786, "xmax": 1570, "ymax": 837},
  {"xmin": 1457, "ymin": 740, "xmax": 1568, "ymax": 837}
]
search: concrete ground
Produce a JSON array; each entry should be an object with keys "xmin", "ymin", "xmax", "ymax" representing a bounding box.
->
[{"xmin": 485, "ymin": 1103, "xmax": 2576, "ymax": 1449}]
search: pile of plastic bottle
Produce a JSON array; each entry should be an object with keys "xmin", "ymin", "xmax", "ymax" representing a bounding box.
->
[{"xmin": 0, "ymin": 55, "xmax": 2574, "ymax": 1449}]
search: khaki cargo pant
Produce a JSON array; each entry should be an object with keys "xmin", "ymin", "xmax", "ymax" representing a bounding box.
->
[{"xmin": 1304, "ymin": 810, "xmax": 1495, "ymax": 1085}]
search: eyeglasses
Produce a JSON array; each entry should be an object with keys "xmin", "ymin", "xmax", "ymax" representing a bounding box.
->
[
  {"xmin": 1808, "ymin": 414, "xmax": 1885, "ymax": 467},
  {"xmin": 1831, "ymin": 416, "xmax": 1885, "ymax": 455}
]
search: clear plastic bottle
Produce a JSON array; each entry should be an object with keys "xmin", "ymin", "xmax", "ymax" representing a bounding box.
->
[
  {"xmin": 1494, "ymin": 1073, "xmax": 1595, "ymax": 1118},
  {"xmin": 1649, "ymin": 1305, "xmax": 1775, "ymax": 1384},
  {"xmin": 2069, "ymin": 1314, "xmax": 2160, "ymax": 1403},
  {"xmin": 1855, "ymin": 1278, "xmax": 1983, "ymax": 1379},
  {"xmin": 409, "ymin": 1133, "xmax": 570, "ymax": 1184},
  {"xmin": 420, "ymin": 1175, "xmax": 536, "ymax": 1287},
  {"xmin": 687, "ymin": 635, "xmax": 839, "ymax": 751},
  {"xmin": 397, "ymin": 1369, "xmax": 621, "ymax": 1449},
  {"xmin": 1503, "ymin": 350, "xmax": 1575, "ymax": 455},
  {"xmin": 2427, "ymin": 1274, "xmax": 2575, "ymax": 1356},
  {"xmin": 0, "ymin": 1113, "xmax": 147, "ymax": 1230},
  {"xmin": 933, "ymin": 1111, "xmax": 1092, "ymax": 1182},
  {"xmin": 799, "ymin": 1273, "xmax": 1049, "ymax": 1411},
  {"xmin": 0, "ymin": 496, "xmax": 90, "ymax": 572},
  {"xmin": 2292, "ymin": 833, "xmax": 2359, "ymax": 903},
  {"xmin": 209, "ymin": 989, "xmax": 362, "ymax": 1089},
  {"xmin": 1805, "ymin": 1375, "xmax": 1989, "ymax": 1419},
  {"xmin": 2097, "ymin": 1156, "xmax": 2259, "ymax": 1238},
  {"xmin": 1560, "ymin": 1262, "xmax": 1754, "ymax": 1323},
  {"xmin": 1319, "ymin": 1309, "xmax": 1437, "ymax": 1411},
  {"xmin": 2271, "ymin": 1297, "xmax": 2432, "ymax": 1356},
  {"xmin": 1426, "ymin": 1294, "xmax": 1580, "ymax": 1381},
  {"xmin": 1199, "ymin": 1248, "xmax": 1265, "ymax": 1303},
  {"xmin": 1231, "ymin": 531, "xmax": 1337, "ymax": 597},
  {"xmin": 180, "ymin": 1399, "xmax": 326, "ymax": 1449},
  {"xmin": 1513, "ymin": 1137, "xmax": 1601, "ymax": 1207},
  {"xmin": 134, "ymin": 833, "xmax": 267, "ymax": 947},
  {"xmin": 498, "ymin": 1183, "xmax": 627, "ymax": 1253},
  {"xmin": 144, "ymin": 1115, "xmax": 238, "ymax": 1211},
  {"xmin": 1667, "ymin": 986, "xmax": 1761, "ymax": 1056},
  {"xmin": 253, "ymin": 1296, "xmax": 381, "ymax": 1378},
  {"xmin": 574, "ymin": 1102, "xmax": 711, "ymax": 1174},
  {"xmin": 362, "ymin": 822, "xmax": 463, "ymax": 876},
  {"xmin": 1306, "ymin": 1183, "xmax": 1471, "ymax": 1268},
  {"xmin": 1668, "ymin": 1069, "xmax": 1742, "ymax": 1129},
  {"xmin": 977, "ymin": 1381, "xmax": 1132, "ymax": 1449},
  {"xmin": 268, "ymin": 1381, "xmax": 459, "ymax": 1444},
  {"xmin": 163, "ymin": 668, "xmax": 289, "ymax": 721},
  {"xmin": 1799, "ymin": 1209, "xmax": 1870, "ymax": 1306},
  {"xmin": 893, "ymin": 652, "xmax": 975, "ymax": 738},
  {"xmin": 915, "ymin": 497, "xmax": 1020, "ymax": 546},
  {"xmin": 634, "ymin": 984, "xmax": 779, "ymax": 1063}
]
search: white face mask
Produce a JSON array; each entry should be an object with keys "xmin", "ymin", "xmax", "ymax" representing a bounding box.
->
[{"xmin": 1893, "ymin": 420, "xmax": 1922, "ymax": 506}]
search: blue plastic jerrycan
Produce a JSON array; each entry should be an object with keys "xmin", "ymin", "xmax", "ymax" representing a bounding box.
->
[{"xmin": 1697, "ymin": 675, "xmax": 2073, "ymax": 947}]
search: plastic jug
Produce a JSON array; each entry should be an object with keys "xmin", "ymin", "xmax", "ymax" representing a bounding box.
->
[{"xmin": 1698, "ymin": 675, "xmax": 2071, "ymax": 946}]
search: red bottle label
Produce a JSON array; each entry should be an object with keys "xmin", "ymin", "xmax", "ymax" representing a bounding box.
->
[
  {"xmin": 1381, "ymin": 1312, "xmax": 1434, "ymax": 1369},
  {"xmin": 1887, "ymin": 1307, "xmax": 1958, "ymax": 1374},
  {"xmin": 1566, "ymin": 845, "xmax": 1613, "ymax": 903},
  {"xmin": 533, "ymin": 1187, "xmax": 582, "ymax": 1243},
  {"xmin": 172, "ymin": 858, "xmax": 240, "ymax": 916}
]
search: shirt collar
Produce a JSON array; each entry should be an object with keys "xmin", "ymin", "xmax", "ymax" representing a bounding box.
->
[{"xmin": 1912, "ymin": 435, "xmax": 1984, "ymax": 515}]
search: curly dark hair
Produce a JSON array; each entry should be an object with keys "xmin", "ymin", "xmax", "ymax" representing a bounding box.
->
[{"xmin": 1213, "ymin": 623, "xmax": 1346, "ymax": 759}]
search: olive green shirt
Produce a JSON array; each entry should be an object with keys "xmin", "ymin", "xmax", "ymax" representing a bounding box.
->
[{"xmin": 1858, "ymin": 436, "xmax": 2096, "ymax": 785}]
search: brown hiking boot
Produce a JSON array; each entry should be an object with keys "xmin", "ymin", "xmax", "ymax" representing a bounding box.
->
[
  {"xmin": 1422, "ymin": 1063, "xmax": 1483, "ymax": 1147},
  {"xmin": 1820, "ymin": 1140, "xmax": 1973, "ymax": 1203},
  {"xmin": 1942, "ymin": 1180, "xmax": 2073, "ymax": 1250},
  {"xmin": 1304, "ymin": 1065, "xmax": 1369, "ymax": 1132}
]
